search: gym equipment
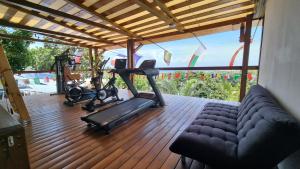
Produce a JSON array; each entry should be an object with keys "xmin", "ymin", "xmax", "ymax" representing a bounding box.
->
[
  {"xmin": 51, "ymin": 49, "xmax": 70, "ymax": 94},
  {"xmin": 51, "ymin": 49, "xmax": 96, "ymax": 106},
  {"xmin": 81, "ymin": 59, "xmax": 165, "ymax": 134},
  {"xmin": 83, "ymin": 58, "xmax": 123, "ymax": 112}
]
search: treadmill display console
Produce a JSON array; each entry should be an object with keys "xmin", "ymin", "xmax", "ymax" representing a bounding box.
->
[
  {"xmin": 114, "ymin": 59, "xmax": 127, "ymax": 69},
  {"xmin": 139, "ymin": 60, "xmax": 156, "ymax": 69}
]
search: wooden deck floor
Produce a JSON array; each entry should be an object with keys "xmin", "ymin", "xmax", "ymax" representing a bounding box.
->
[{"xmin": 22, "ymin": 91, "xmax": 236, "ymax": 169}]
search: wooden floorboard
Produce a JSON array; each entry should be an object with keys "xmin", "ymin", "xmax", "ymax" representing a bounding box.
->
[{"xmin": 21, "ymin": 91, "xmax": 237, "ymax": 169}]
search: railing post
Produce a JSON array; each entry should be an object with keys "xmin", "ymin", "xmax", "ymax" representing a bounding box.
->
[{"xmin": 239, "ymin": 15, "xmax": 253, "ymax": 101}]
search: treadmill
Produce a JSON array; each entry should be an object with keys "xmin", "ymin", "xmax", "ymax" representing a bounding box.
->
[{"xmin": 81, "ymin": 59, "xmax": 165, "ymax": 133}]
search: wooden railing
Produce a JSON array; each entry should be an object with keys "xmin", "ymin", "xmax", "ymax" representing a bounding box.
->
[
  {"xmin": 158, "ymin": 66, "xmax": 259, "ymax": 71},
  {"xmin": 13, "ymin": 65, "xmax": 259, "ymax": 101}
]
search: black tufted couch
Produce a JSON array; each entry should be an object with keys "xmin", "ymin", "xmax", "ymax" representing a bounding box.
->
[{"xmin": 170, "ymin": 85, "xmax": 300, "ymax": 169}]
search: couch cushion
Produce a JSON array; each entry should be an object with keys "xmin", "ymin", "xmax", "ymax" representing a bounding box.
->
[
  {"xmin": 237, "ymin": 85, "xmax": 300, "ymax": 168},
  {"xmin": 170, "ymin": 103, "xmax": 239, "ymax": 167}
]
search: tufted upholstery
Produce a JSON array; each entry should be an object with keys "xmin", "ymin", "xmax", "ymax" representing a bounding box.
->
[{"xmin": 170, "ymin": 85, "xmax": 300, "ymax": 169}]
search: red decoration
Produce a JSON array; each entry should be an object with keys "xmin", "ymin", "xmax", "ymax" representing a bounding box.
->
[
  {"xmin": 247, "ymin": 73, "xmax": 253, "ymax": 81},
  {"xmin": 175, "ymin": 72, "xmax": 181, "ymax": 79}
]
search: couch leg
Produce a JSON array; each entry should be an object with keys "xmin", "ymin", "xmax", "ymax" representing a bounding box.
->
[{"xmin": 181, "ymin": 155, "xmax": 186, "ymax": 165}]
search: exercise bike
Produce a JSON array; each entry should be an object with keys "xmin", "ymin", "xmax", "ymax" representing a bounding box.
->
[{"xmin": 83, "ymin": 58, "xmax": 123, "ymax": 112}]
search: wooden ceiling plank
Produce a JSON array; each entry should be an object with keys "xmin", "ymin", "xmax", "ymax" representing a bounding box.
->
[
  {"xmin": 183, "ymin": 9, "xmax": 254, "ymax": 27},
  {"xmin": 103, "ymin": 1, "xmax": 136, "ymax": 16},
  {"xmin": 64, "ymin": 0, "xmax": 135, "ymax": 37},
  {"xmin": 0, "ymin": 1, "xmax": 115, "ymax": 44},
  {"xmin": 0, "ymin": 19, "xmax": 112, "ymax": 44},
  {"xmin": 173, "ymin": 0, "xmax": 249, "ymax": 17},
  {"xmin": 2, "ymin": 7, "xmax": 18, "ymax": 21},
  {"xmin": 0, "ymin": 4, "xmax": 9, "ymax": 19},
  {"xmin": 180, "ymin": 5, "xmax": 255, "ymax": 24},
  {"xmin": 177, "ymin": 0, "xmax": 253, "ymax": 20},
  {"xmin": 0, "ymin": 0, "xmax": 126, "ymax": 35},
  {"xmin": 185, "ymin": 12, "xmax": 253, "ymax": 29},
  {"xmin": 95, "ymin": 0, "xmax": 127, "ymax": 14},
  {"xmin": 106, "ymin": 4, "xmax": 139, "ymax": 19},
  {"xmin": 9, "ymin": 11, "xmax": 27, "ymax": 23},
  {"xmin": 131, "ymin": 21, "xmax": 164, "ymax": 32}
]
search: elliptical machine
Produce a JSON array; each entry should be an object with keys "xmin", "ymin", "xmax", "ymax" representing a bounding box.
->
[{"xmin": 83, "ymin": 58, "xmax": 123, "ymax": 112}]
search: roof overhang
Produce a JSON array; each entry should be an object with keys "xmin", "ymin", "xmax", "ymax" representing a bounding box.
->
[{"xmin": 0, "ymin": 0, "xmax": 264, "ymax": 49}]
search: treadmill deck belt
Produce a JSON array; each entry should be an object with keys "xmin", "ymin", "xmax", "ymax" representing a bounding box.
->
[{"xmin": 81, "ymin": 98, "xmax": 155, "ymax": 130}]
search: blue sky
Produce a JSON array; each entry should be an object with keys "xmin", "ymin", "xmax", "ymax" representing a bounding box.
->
[
  {"xmin": 30, "ymin": 27, "xmax": 262, "ymax": 68},
  {"xmin": 104, "ymin": 27, "xmax": 262, "ymax": 68}
]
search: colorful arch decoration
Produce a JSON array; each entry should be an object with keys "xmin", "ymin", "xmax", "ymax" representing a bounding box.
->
[
  {"xmin": 229, "ymin": 44, "xmax": 244, "ymax": 67},
  {"xmin": 229, "ymin": 40, "xmax": 253, "ymax": 67}
]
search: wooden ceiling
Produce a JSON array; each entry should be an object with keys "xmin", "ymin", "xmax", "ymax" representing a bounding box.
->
[{"xmin": 0, "ymin": 0, "xmax": 258, "ymax": 49}]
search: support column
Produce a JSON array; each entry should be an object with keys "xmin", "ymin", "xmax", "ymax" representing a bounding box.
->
[
  {"xmin": 239, "ymin": 15, "xmax": 253, "ymax": 101},
  {"xmin": 127, "ymin": 39, "xmax": 134, "ymax": 69},
  {"xmin": 127, "ymin": 39, "xmax": 135, "ymax": 81},
  {"xmin": 88, "ymin": 48, "xmax": 94, "ymax": 78}
]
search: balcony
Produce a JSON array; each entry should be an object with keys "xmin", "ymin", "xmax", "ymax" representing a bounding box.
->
[{"xmin": 22, "ymin": 90, "xmax": 237, "ymax": 169}]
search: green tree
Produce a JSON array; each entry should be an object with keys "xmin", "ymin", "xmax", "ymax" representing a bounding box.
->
[{"xmin": 0, "ymin": 28, "xmax": 33, "ymax": 71}]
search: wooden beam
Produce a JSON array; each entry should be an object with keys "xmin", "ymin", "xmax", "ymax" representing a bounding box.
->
[
  {"xmin": 127, "ymin": 39, "xmax": 135, "ymax": 81},
  {"xmin": 127, "ymin": 39, "xmax": 135, "ymax": 69},
  {"xmin": 132, "ymin": 0, "xmax": 173, "ymax": 26},
  {"xmin": 39, "ymin": 34, "xmax": 92, "ymax": 48},
  {"xmin": 0, "ymin": 33, "xmax": 79, "ymax": 46},
  {"xmin": 239, "ymin": 14, "xmax": 253, "ymax": 101},
  {"xmin": 138, "ymin": 17, "xmax": 247, "ymax": 42},
  {"xmin": 64, "ymin": 0, "xmax": 134, "ymax": 37},
  {"xmin": 152, "ymin": 0, "xmax": 184, "ymax": 32},
  {"xmin": 0, "ymin": 46, "xmax": 31, "ymax": 123},
  {"xmin": 0, "ymin": 1, "xmax": 112, "ymax": 42},
  {"xmin": 0, "ymin": 0, "xmax": 127, "ymax": 36},
  {"xmin": 0, "ymin": 19, "xmax": 112, "ymax": 44}
]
